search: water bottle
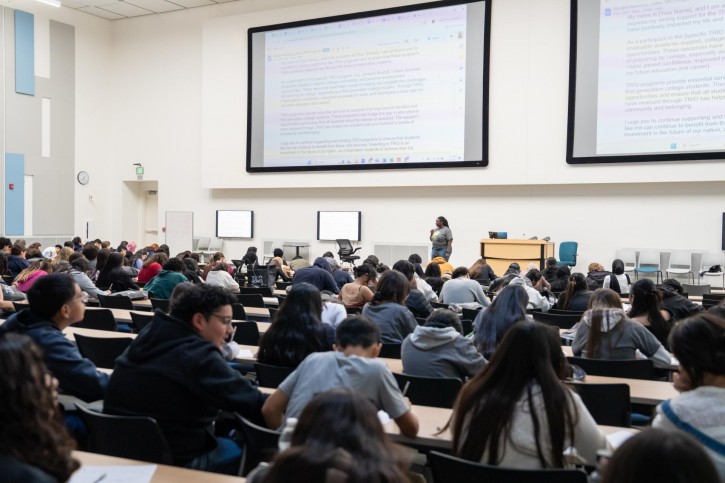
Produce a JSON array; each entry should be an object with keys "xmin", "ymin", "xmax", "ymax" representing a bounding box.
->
[{"xmin": 278, "ymin": 417, "xmax": 298, "ymax": 452}]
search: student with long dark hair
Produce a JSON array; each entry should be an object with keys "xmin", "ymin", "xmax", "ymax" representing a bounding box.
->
[
  {"xmin": 95, "ymin": 252, "xmax": 139, "ymax": 292},
  {"xmin": 423, "ymin": 262, "xmax": 444, "ymax": 296},
  {"xmin": 556, "ymin": 272, "xmax": 592, "ymax": 311},
  {"xmin": 572, "ymin": 288, "xmax": 671, "ymax": 368},
  {"xmin": 0, "ymin": 333, "xmax": 79, "ymax": 482},
  {"xmin": 249, "ymin": 388, "xmax": 411, "ymax": 483},
  {"xmin": 257, "ymin": 283, "xmax": 334, "ymax": 368},
  {"xmin": 392, "ymin": 260, "xmax": 433, "ymax": 319},
  {"xmin": 603, "ymin": 259, "xmax": 631, "ymax": 295},
  {"xmin": 472, "ymin": 284, "xmax": 529, "ymax": 359},
  {"xmin": 362, "ymin": 270, "xmax": 417, "ymax": 344},
  {"xmin": 652, "ymin": 313, "xmax": 725, "ymax": 480},
  {"xmin": 628, "ymin": 278, "xmax": 673, "ymax": 349},
  {"xmin": 451, "ymin": 322, "xmax": 608, "ymax": 468},
  {"xmin": 338, "ymin": 264, "xmax": 375, "ymax": 309},
  {"xmin": 138, "ymin": 252, "xmax": 168, "ymax": 283}
]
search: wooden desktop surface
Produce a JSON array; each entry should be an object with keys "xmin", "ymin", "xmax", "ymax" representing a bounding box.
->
[
  {"xmin": 73, "ymin": 451, "xmax": 246, "ymax": 482},
  {"xmin": 133, "ymin": 297, "xmax": 278, "ymax": 309}
]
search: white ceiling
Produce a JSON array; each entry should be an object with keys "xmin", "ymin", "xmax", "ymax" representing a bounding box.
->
[{"xmin": 61, "ymin": 0, "xmax": 239, "ymax": 20}]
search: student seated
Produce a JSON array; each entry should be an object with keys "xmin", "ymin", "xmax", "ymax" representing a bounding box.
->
[
  {"xmin": 491, "ymin": 273, "xmax": 551, "ymax": 312},
  {"xmin": 137, "ymin": 252, "xmax": 167, "ymax": 283},
  {"xmin": 556, "ymin": 273, "xmax": 593, "ymax": 312},
  {"xmin": 104, "ymin": 284, "xmax": 266, "ymax": 474},
  {"xmin": 658, "ymin": 278, "xmax": 703, "ymax": 322},
  {"xmin": 601, "ymin": 429, "xmax": 720, "ymax": 483},
  {"xmin": 450, "ymin": 322, "xmax": 608, "ymax": 468},
  {"xmin": 257, "ymin": 283, "xmax": 334, "ymax": 368},
  {"xmin": 473, "ymin": 284, "xmax": 530, "ymax": 360},
  {"xmin": 66, "ymin": 254, "xmax": 107, "ymax": 300},
  {"xmin": 95, "ymin": 251, "xmax": 139, "ymax": 292},
  {"xmin": 652, "ymin": 313, "xmax": 725, "ymax": 480},
  {"xmin": 292, "ymin": 257, "xmax": 339, "ymax": 294},
  {"xmin": 392, "ymin": 260, "xmax": 433, "ymax": 319},
  {"xmin": 0, "ymin": 332, "xmax": 80, "ymax": 482},
  {"xmin": 143, "ymin": 257, "xmax": 190, "ymax": 299},
  {"xmin": 585, "ymin": 262, "xmax": 609, "ymax": 290},
  {"xmin": 7, "ymin": 244, "xmax": 30, "ymax": 277},
  {"xmin": 423, "ymin": 262, "xmax": 444, "ymax": 296},
  {"xmin": 469, "ymin": 258, "xmax": 497, "ymax": 284},
  {"xmin": 12, "ymin": 259, "xmax": 53, "ymax": 292},
  {"xmin": 338, "ymin": 264, "xmax": 375, "ymax": 309},
  {"xmin": 402, "ymin": 309, "xmax": 485, "ymax": 379},
  {"xmin": 362, "ymin": 270, "xmax": 418, "ymax": 344},
  {"xmin": 1, "ymin": 274, "xmax": 109, "ymax": 402},
  {"xmin": 572, "ymin": 288, "xmax": 671, "ymax": 369},
  {"xmin": 204, "ymin": 262, "xmax": 240, "ymax": 292},
  {"xmin": 325, "ymin": 257, "xmax": 352, "ymax": 291},
  {"xmin": 262, "ymin": 316, "xmax": 419, "ymax": 438},
  {"xmin": 439, "ymin": 267, "xmax": 490, "ymax": 308},
  {"xmin": 603, "ymin": 259, "xmax": 631, "ymax": 295},
  {"xmin": 628, "ymin": 278, "xmax": 673, "ymax": 349},
  {"xmin": 248, "ymin": 388, "xmax": 411, "ymax": 483}
]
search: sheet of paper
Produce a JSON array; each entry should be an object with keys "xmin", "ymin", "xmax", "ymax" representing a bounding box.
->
[
  {"xmin": 69, "ymin": 465, "xmax": 157, "ymax": 483},
  {"xmin": 238, "ymin": 349, "xmax": 254, "ymax": 358},
  {"xmin": 606, "ymin": 430, "xmax": 636, "ymax": 449}
]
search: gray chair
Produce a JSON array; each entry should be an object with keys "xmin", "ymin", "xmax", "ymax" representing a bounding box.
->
[{"xmin": 682, "ymin": 283, "xmax": 710, "ymax": 297}]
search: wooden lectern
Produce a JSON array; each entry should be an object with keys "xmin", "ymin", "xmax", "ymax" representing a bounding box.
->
[{"xmin": 480, "ymin": 239, "xmax": 555, "ymax": 276}]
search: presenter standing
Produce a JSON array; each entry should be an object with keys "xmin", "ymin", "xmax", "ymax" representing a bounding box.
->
[{"xmin": 429, "ymin": 216, "xmax": 453, "ymax": 262}]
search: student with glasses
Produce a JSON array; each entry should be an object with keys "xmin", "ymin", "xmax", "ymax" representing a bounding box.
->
[{"xmin": 104, "ymin": 283, "xmax": 266, "ymax": 475}]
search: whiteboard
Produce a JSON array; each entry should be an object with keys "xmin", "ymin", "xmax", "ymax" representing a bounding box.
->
[
  {"xmin": 317, "ymin": 211, "xmax": 361, "ymax": 241},
  {"xmin": 216, "ymin": 210, "xmax": 254, "ymax": 238},
  {"xmin": 165, "ymin": 211, "xmax": 194, "ymax": 255}
]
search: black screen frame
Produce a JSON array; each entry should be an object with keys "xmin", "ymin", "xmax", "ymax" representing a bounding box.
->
[
  {"xmin": 566, "ymin": 0, "xmax": 725, "ymax": 165},
  {"xmin": 246, "ymin": 0, "xmax": 492, "ymax": 173},
  {"xmin": 215, "ymin": 210, "xmax": 255, "ymax": 239},
  {"xmin": 316, "ymin": 211, "xmax": 362, "ymax": 241}
]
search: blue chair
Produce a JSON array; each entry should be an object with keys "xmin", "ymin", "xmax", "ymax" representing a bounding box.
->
[
  {"xmin": 635, "ymin": 250, "xmax": 662, "ymax": 283},
  {"xmin": 557, "ymin": 241, "xmax": 578, "ymax": 267}
]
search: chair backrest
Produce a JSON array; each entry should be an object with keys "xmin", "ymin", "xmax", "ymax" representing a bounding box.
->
[
  {"xmin": 233, "ymin": 321, "xmax": 261, "ymax": 345},
  {"xmin": 195, "ymin": 237, "xmax": 211, "ymax": 251},
  {"xmin": 682, "ymin": 283, "xmax": 710, "ymax": 296},
  {"xmin": 379, "ymin": 343, "xmax": 402, "ymax": 359},
  {"xmin": 75, "ymin": 308, "xmax": 118, "ymax": 332},
  {"xmin": 638, "ymin": 250, "xmax": 660, "ymax": 267},
  {"xmin": 461, "ymin": 307, "xmax": 482, "ymax": 321},
  {"xmin": 558, "ymin": 242, "xmax": 578, "ymax": 265},
  {"xmin": 130, "ymin": 311, "xmax": 154, "ymax": 332},
  {"xmin": 275, "ymin": 281, "xmax": 292, "ymax": 290},
  {"xmin": 615, "ymin": 249, "xmax": 637, "ymax": 270},
  {"xmin": 208, "ymin": 237, "xmax": 223, "ymax": 252},
  {"xmin": 668, "ymin": 251, "xmax": 691, "ymax": 269},
  {"xmin": 97, "ymin": 294, "xmax": 134, "ymax": 310},
  {"xmin": 239, "ymin": 286, "xmax": 273, "ymax": 297},
  {"xmin": 237, "ymin": 294, "xmax": 266, "ymax": 308},
  {"xmin": 2, "ymin": 274, "xmax": 15, "ymax": 285},
  {"xmin": 427, "ymin": 451, "xmax": 588, "ymax": 483},
  {"xmin": 392, "ymin": 373, "xmax": 463, "ymax": 409},
  {"xmin": 150, "ymin": 298, "xmax": 170, "ymax": 313},
  {"xmin": 336, "ymin": 239, "xmax": 354, "ymax": 255},
  {"xmin": 76, "ymin": 404, "xmax": 173, "ymax": 464},
  {"xmin": 74, "ymin": 334, "xmax": 133, "ymax": 369},
  {"xmin": 235, "ymin": 414, "xmax": 280, "ymax": 476},
  {"xmin": 548, "ymin": 308, "xmax": 585, "ymax": 316},
  {"xmin": 567, "ymin": 356, "xmax": 654, "ymax": 380},
  {"xmin": 566, "ymin": 383, "xmax": 631, "ymax": 427},
  {"xmin": 460, "ymin": 319, "xmax": 473, "ymax": 336},
  {"xmin": 11, "ymin": 301, "xmax": 27, "ymax": 312},
  {"xmin": 254, "ymin": 363, "xmax": 294, "ymax": 388},
  {"xmin": 345, "ymin": 306, "xmax": 362, "ymax": 315},
  {"xmin": 232, "ymin": 303, "xmax": 247, "ymax": 320},
  {"xmin": 532, "ymin": 311, "xmax": 581, "ymax": 330},
  {"xmin": 702, "ymin": 293, "xmax": 725, "ymax": 309},
  {"xmin": 431, "ymin": 302, "xmax": 450, "ymax": 309}
]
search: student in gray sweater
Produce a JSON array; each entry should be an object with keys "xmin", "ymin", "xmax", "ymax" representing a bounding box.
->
[
  {"xmin": 402, "ymin": 310, "xmax": 486, "ymax": 380},
  {"xmin": 572, "ymin": 288, "xmax": 671, "ymax": 369},
  {"xmin": 362, "ymin": 270, "xmax": 418, "ymax": 344}
]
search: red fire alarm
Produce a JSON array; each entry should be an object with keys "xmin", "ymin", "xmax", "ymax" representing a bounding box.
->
[{"xmin": 8, "ymin": 183, "xmax": 14, "ymax": 190}]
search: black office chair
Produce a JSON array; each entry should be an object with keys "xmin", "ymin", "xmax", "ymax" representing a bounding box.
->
[
  {"xmin": 254, "ymin": 363, "xmax": 295, "ymax": 388},
  {"xmin": 461, "ymin": 307, "xmax": 482, "ymax": 322},
  {"xmin": 2, "ymin": 274, "xmax": 14, "ymax": 285},
  {"xmin": 74, "ymin": 334, "xmax": 133, "ymax": 369},
  {"xmin": 232, "ymin": 321, "xmax": 261, "ymax": 346},
  {"xmin": 130, "ymin": 311, "xmax": 154, "ymax": 332},
  {"xmin": 460, "ymin": 319, "xmax": 473, "ymax": 336},
  {"xmin": 75, "ymin": 308, "xmax": 118, "ymax": 332},
  {"xmin": 150, "ymin": 298, "xmax": 170, "ymax": 313},
  {"xmin": 97, "ymin": 293, "xmax": 134, "ymax": 310},
  {"xmin": 11, "ymin": 301, "xmax": 27, "ymax": 312},
  {"xmin": 548, "ymin": 308, "xmax": 585, "ymax": 316},
  {"xmin": 431, "ymin": 302, "xmax": 450, "ymax": 310},
  {"xmin": 379, "ymin": 343, "xmax": 402, "ymax": 359},
  {"xmin": 76, "ymin": 404, "xmax": 173, "ymax": 464},
  {"xmin": 428, "ymin": 451, "xmax": 588, "ymax": 483},
  {"xmin": 232, "ymin": 303, "xmax": 247, "ymax": 320},
  {"xmin": 392, "ymin": 373, "xmax": 463, "ymax": 409},
  {"xmin": 234, "ymin": 414, "xmax": 280, "ymax": 476},
  {"xmin": 240, "ymin": 286, "xmax": 273, "ymax": 297},
  {"xmin": 702, "ymin": 293, "xmax": 725, "ymax": 309},
  {"xmin": 345, "ymin": 306, "xmax": 362, "ymax": 315},
  {"xmin": 237, "ymin": 294, "xmax": 265, "ymax": 308},
  {"xmin": 567, "ymin": 357, "xmax": 655, "ymax": 380},
  {"xmin": 532, "ymin": 311, "xmax": 581, "ymax": 330},
  {"xmin": 268, "ymin": 307, "xmax": 278, "ymax": 320},
  {"xmin": 566, "ymin": 382, "xmax": 631, "ymax": 427},
  {"xmin": 336, "ymin": 239, "xmax": 362, "ymax": 266},
  {"xmin": 275, "ymin": 281, "xmax": 292, "ymax": 290}
]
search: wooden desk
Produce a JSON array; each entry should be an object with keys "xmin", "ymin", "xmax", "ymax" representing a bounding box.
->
[
  {"xmin": 133, "ymin": 297, "xmax": 278, "ymax": 309},
  {"xmin": 100, "ymin": 308, "xmax": 270, "ymax": 324},
  {"xmin": 73, "ymin": 451, "xmax": 246, "ymax": 482},
  {"xmin": 233, "ymin": 346, "xmax": 404, "ymax": 373},
  {"xmin": 480, "ymin": 239, "xmax": 555, "ymax": 275},
  {"xmin": 64, "ymin": 326, "xmax": 137, "ymax": 342}
]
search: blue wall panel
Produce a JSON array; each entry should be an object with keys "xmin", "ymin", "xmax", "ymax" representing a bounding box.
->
[
  {"xmin": 15, "ymin": 10, "xmax": 35, "ymax": 96},
  {"xmin": 5, "ymin": 154, "xmax": 25, "ymax": 235}
]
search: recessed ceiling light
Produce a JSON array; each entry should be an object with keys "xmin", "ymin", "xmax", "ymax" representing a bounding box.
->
[{"xmin": 37, "ymin": 0, "xmax": 61, "ymax": 7}]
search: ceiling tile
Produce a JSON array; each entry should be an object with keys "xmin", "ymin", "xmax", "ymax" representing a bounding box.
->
[
  {"xmin": 125, "ymin": 0, "xmax": 184, "ymax": 13},
  {"xmin": 62, "ymin": 0, "xmax": 91, "ymax": 8},
  {"xmin": 78, "ymin": 5, "xmax": 126, "ymax": 19},
  {"xmin": 169, "ymin": 0, "xmax": 214, "ymax": 8},
  {"xmin": 94, "ymin": 1, "xmax": 155, "ymax": 17}
]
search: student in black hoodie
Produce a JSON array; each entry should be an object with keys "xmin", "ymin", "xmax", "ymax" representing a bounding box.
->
[
  {"xmin": 658, "ymin": 278, "xmax": 703, "ymax": 322},
  {"xmin": 104, "ymin": 284, "xmax": 266, "ymax": 475}
]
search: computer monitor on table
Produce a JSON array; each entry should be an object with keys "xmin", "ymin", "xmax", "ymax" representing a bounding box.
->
[{"xmin": 488, "ymin": 231, "xmax": 508, "ymax": 239}]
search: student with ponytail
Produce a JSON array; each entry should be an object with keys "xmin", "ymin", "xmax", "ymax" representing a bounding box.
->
[
  {"xmin": 628, "ymin": 278, "xmax": 673, "ymax": 349},
  {"xmin": 555, "ymin": 272, "xmax": 592, "ymax": 311},
  {"xmin": 652, "ymin": 313, "xmax": 725, "ymax": 480},
  {"xmin": 362, "ymin": 270, "xmax": 417, "ymax": 344}
]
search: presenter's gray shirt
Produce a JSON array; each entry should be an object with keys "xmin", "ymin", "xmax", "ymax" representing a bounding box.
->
[{"xmin": 431, "ymin": 226, "xmax": 452, "ymax": 249}]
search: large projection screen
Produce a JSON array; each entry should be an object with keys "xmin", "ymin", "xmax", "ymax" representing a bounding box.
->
[
  {"xmin": 317, "ymin": 211, "xmax": 362, "ymax": 241},
  {"xmin": 247, "ymin": 0, "xmax": 491, "ymax": 173},
  {"xmin": 216, "ymin": 210, "xmax": 254, "ymax": 238},
  {"xmin": 567, "ymin": 0, "xmax": 725, "ymax": 164}
]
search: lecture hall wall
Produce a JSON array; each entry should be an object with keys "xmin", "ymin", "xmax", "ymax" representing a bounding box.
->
[{"xmin": 3, "ymin": 0, "xmax": 725, "ymax": 274}]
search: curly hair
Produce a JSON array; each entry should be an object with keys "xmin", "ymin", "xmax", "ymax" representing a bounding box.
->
[{"xmin": 0, "ymin": 333, "xmax": 79, "ymax": 481}]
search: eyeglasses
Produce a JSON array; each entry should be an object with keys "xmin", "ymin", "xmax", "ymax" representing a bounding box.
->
[{"xmin": 208, "ymin": 313, "xmax": 233, "ymax": 326}]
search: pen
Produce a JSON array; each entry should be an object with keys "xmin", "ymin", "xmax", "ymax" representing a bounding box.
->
[
  {"xmin": 92, "ymin": 474, "xmax": 107, "ymax": 483},
  {"xmin": 402, "ymin": 381, "xmax": 411, "ymax": 398}
]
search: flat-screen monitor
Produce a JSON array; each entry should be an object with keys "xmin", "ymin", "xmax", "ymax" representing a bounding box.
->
[
  {"xmin": 488, "ymin": 231, "xmax": 507, "ymax": 239},
  {"xmin": 247, "ymin": 0, "xmax": 491, "ymax": 172},
  {"xmin": 317, "ymin": 211, "xmax": 361, "ymax": 241},
  {"xmin": 567, "ymin": 0, "xmax": 725, "ymax": 164},
  {"xmin": 216, "ymin": 210, "xmax": 254, "ymax": 238}
]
